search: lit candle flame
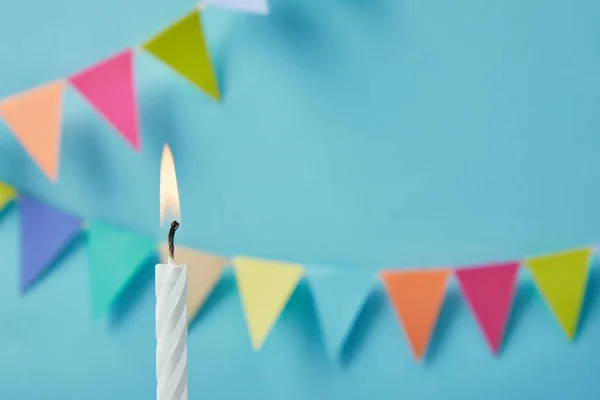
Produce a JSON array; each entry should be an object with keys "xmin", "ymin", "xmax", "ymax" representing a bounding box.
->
[{"xmin": 159, "ymin": 144, "xmax": 181, "ymax": 227}]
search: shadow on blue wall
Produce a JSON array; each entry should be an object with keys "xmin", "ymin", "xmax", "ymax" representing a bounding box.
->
[
  {"xmin": 428, "ymin": 288, "xmax": 462, "ymax": 363},
  {"xmin": 111, "ymin": 254, "xmax": 158, "ymax": 326},
  {"xmin": 341, "ymin": 288, "xmax": 386, "ymax": 366}
]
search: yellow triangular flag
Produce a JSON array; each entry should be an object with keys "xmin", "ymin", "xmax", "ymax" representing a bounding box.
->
[
  {"xmin": 0, "ymin": 182, "xmax": 16, "ymax": 211},
  {"xmin": 232, "ymin": 256, "xmax": 304, "ymax": 350},
  {"xmin": 0, "ymin": 81, "xmax": 65, "ymax": 181},
  {"xmin": 158, "ymin": 244, "xmax": 229, "ymax": 322},
  {"xmin": 525, "ymin": 248, "xmax": 592, "ymax": 339},
  {"xmin": 143, "ymin": 11, "xmax": 220, "ymax": 100}
]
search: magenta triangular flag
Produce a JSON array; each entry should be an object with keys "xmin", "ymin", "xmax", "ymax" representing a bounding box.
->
[
  {"xmin": 18, "ymin": 195, "xmax": 82, "ymax": 292},
  {"xmin": 69, "ymin": 50, "xmax": 141, "ymax": 150},
  {"xmin": 456, "ymin": 261, "xmax": 520, "ymax": 354}
]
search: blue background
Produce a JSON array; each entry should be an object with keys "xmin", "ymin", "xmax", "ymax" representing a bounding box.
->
[{"xmin": 1, "ymin": 0, "xmax": 600, "ymax": 398}]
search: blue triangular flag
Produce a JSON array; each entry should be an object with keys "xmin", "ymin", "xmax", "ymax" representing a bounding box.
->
[
  {"xmin": 18, "ymin": 195, "xmax": 81, "ymax": 292},
  {"xmin": 86, "ymin": 220, "xmax": 156, "ymax": 317},
  {"xmin": 308, "ymin": 267, "xmax": 376, "ymax": 359}
]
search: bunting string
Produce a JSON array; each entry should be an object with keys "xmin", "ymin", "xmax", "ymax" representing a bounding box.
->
[
  {"xmin": 0, "ymin": 181, "xmax": 596, "ymax": 364},
  {"xmin": 0, "ymin": 1, "xmax": 269, "ymax": 181}
]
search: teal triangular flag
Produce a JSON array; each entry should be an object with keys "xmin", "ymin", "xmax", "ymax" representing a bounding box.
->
[
  {"xmin": 86, "ymin": 220, "xmax": 156, "ymax": 317},
  {"xmin": 308, "ymin": 267, "xmax": 376, "ymax": 359}
]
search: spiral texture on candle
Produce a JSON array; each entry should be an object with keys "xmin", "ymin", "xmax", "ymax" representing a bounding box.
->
[{"xmin": 156, "ymin": 264, "xmax": 188, "ymax": 400}]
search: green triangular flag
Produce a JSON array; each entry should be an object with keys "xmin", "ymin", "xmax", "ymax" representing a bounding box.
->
[
  {"xmin": 86, "ymin": 220, "xmax": 156, "ymax": 317},
  {"xmin": 525, "ymin": 248, "xmax": 592, "ymax": 339},
  {"xmin": 143, "ymin": 11, "xmax": 220, "ymax": 100}
]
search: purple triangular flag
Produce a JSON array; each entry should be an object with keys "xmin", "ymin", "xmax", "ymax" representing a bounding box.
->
[{"xmin": 18, "ymin": 195, "xmax": 82, "ymax": 292}]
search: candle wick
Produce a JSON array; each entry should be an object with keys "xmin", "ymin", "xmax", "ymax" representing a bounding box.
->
[{"xmin": 168, "ymin": 220, "xmax": 179, "ymax": 260}]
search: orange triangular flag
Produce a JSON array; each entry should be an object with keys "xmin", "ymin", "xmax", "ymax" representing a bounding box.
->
[
  {"xmin": 0, "ymin": 81, "xmax": 65, "ymax": 181},
  {"xmin": 381, "ymin": 269, "xmax": 451, "ymax": 361}
]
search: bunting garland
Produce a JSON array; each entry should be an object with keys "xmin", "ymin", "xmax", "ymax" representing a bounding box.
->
[
  {"xmin": 0, "ymin": 2, "xmax": 269, "ymax": 181},
  {"xmin": 0, "ymin": 181, "xmax": 597, "ymax": 365},
  {"xmin": 1, "ymin": 0, "xmax": 594, "ymax": 374}
]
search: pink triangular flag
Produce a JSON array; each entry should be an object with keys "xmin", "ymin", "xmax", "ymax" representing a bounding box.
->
[
  {"xmin": 456, "ymin": 261, "xmax": 520, "ymax": 354},
  {"xmin": 69, "ymin": 50, "xmax": 141, "ymax": 150}
]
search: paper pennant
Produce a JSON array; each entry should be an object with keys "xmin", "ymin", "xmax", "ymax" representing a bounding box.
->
[
  {"xmin": 0, "ymin": 81, "xmax": 65, "ymax": 181},
  {"xmin": 381, "ymin": 269, "xmax": 451, "ymax": 361},
  {"xmin": 143, "ymin": 11, "xmax": 220, "ymax": 100},
  {"xmin": 158, "ymin": 244, "xmax": 229, "ymax": 322},
  {"xmin": 18, "ymin": 195, "xmax": 81, "ymax": 292},
  {"xmin": 0, "ymin": 182, "xmax": 16, "ymax": 212},
  {"xmin": 456, "ymin": 261, "xmax": 520, "ymax": 354},
  {"xmin": 232, "ymin": 256, "xmax": 304, "ymax": 350},
  {"xmin": 87, "ymin": 220, "xmax": 156, "ymax": 317},
  {"xmin": 201, "ymin": 0, "xmax": 269, "ymax": 14},
  {"xmin": 525, "ymin": 248, "xmax": 592, "ymax": 339},
  {"xmin": 69, "ymin": 50, "xmax": 141, "ymax": 150},
  {"xmin": 307, "ymin": 268, "xmax": 376, "ymax": 358}
]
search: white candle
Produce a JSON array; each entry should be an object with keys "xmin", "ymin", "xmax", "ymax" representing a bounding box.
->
[
  {"xmin": 157, "ymin": 144, "xmax": 187, "ymax": 400},
  {"xmin": 155, "ymin": 256, "xmax": 188, "ymax": 400}
]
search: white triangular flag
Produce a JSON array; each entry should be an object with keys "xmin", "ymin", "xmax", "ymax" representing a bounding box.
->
[{"xmin": 199, "ymin": 0, "xmax": 269, "ymax": 14}]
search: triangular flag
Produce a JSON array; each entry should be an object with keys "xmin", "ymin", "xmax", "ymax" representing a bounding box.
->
[
  {"xmin": 456, "ymin": 261, "xmax": 520, "ymax": 354},
  {"xmin": 525, "ymin": 248, "xmax": 592, "ymax": 339},
  {"xmin": 0, "ymin": 81, "xmax": 65, "ymax": 181},
  {"xmin": 158, "ymin": 244, "xmax": 229, "ymax": 322},
  {"xmin": 307, "ymin": 268, "xmax": 375, "ymax": 358},
  {"xmin": 143, "ymin": 11, "xmax": 220, "ymax": 100},
  {"xmin": 18, "ymin": 195, "xmax": 81, "ymax": 292},
  {"xmin": 0, "ymin": 182, "xmax": 17, "ymax": 212},
  {"xmin": 380, "ymin": 269, "xmax": 451, "ymax": 361},
  {"xmin": 201, "ymin": 0, "xmax": 269, "ymax": 14},
  {"xmin": 232, "ymin": 256, "xmax": 304, "ymax": 350},
  {"xmin": 69, "ymin": 50, "xmax": 141, "ymax": 150},
  {"xmin": 87, "ymin": 220, "xmax": 156, "ymax": 317}
]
